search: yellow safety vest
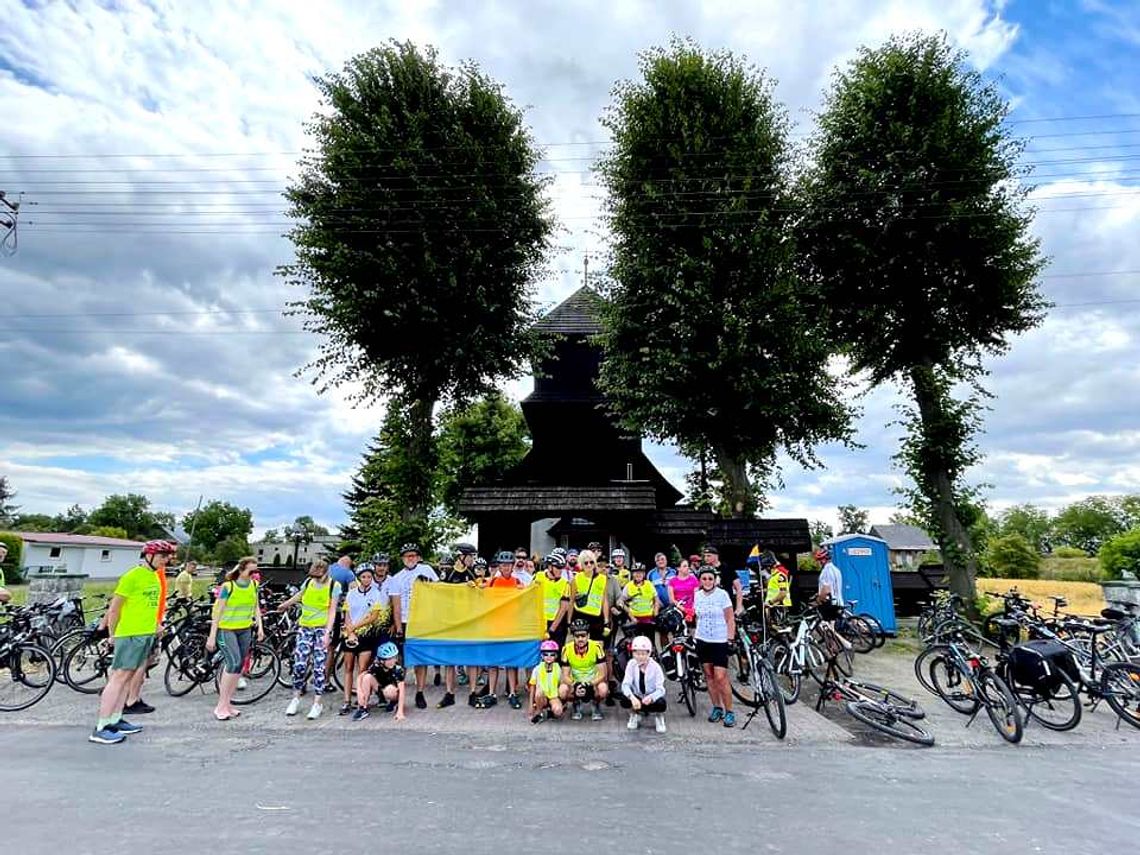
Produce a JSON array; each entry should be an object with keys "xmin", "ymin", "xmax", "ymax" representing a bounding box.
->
[
  {"xmin": 300, "ymin": 578, "xmax": 333, "ymax": 628},
  {"xmin": 218, "ymin": 580, "xmax": 258, "ymax": 630},
  {"xmin": 574, "ymin": 573, "xmax": 605, "ymax": 616},
  {"xmin": 624, "ymin": 580, "xmax": 656, "ymax": 617},
  {"xmin": 532, "ymin": 662, "xmax": 561, "ymax": 698},
  {"xmin": 541, "ymin": 574, "xmax": 569, "ymax": 621}
]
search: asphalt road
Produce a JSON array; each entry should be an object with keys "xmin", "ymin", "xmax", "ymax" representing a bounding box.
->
[{"xmin": 2, "ymin": 725, "xmax": 1135, "ymax": 855}]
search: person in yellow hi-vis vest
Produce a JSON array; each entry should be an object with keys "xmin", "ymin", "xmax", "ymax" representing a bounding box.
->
[
  {"xmin": 207, "ymin": 556, "xmax": 265, "ymax": 721},
  {"xmin": 276, "ymin": 560, "xmax": 341, "ymax": 720}
]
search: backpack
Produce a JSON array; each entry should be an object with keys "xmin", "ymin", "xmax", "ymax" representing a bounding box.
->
[{"xmin": 1007, "ymin": 639, "xmax": 1079, "ymax": 697}]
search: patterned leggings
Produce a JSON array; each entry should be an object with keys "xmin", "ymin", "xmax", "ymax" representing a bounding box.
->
[{"xmin": 292, "ymin": 626, "xmax": 328, "ymax": 695}]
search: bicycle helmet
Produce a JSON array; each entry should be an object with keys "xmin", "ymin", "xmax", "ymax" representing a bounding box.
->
[
  {"xmin": 697, "ymin": 564, "xmax": 718, "ymax": 578},
  {"xmin": 759, "ymin": 552, "xmax": 777, "ymax": 570},
  {"xmin": 356, "ymin": 562, "xmax": 375, "ymax": 576},
  {"xmin": 630, "ymin": 562, "xmax": 647, "ymax": 575},
  {"xmin": 495, "ymin": 550, "xmax": 515, "ymax": 565},
  {"xmin": 540, "ymin": 639, "xmax": 560, "ymax": 654},
  {"xmin": 657, "ymin": 607, "xmax": 684, "ymax": 634},
  {"xmin": 372, "ymin": 552, "xmax": 390, "ymax": 565},
  {"xmin": 569, "ymin": 618, "xmax": 590, "ymax": 635},
  {"xmin": 551, "ymin": 546, "xmax": 567, "ymax": 558},
  {"xmin": 473, "ymin": 556, "xmax": 488, "ymax": 569},
  {"xmin": 454, "ymin": 542, "xmax": 477, "ymax": 556},
  {"xmin": 631, "ymin": 635, "xmax": 653, "ymax": 652},
  {"xmin": 399, "ymin": 543, "xmax": 421, "ymax": 556},
  {"xmin": 377, "ymin": 642, "xmax": 399, "ymax": 660},
  {"xmin": 545, "ymin": 552, "xmax": 566, "ymax": 569},
  {"xmin": 813, "ymin": 547, "xmax": 830, "ymax": 562},
  {"xmin": 142, "ymin": 540, "xmax": 178, "ymax": 556}
]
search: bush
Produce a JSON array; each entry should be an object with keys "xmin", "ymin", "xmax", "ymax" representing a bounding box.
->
[
  {"xmin": 983, "ymin": 533, "xmax": 1041, "ymax": 579},
  {"xmin": 797, "ymin": 554, "xmax": 817, "ymax": 573},
  {"xmin": 1052, "ymin": 545, "xmax": 1087, "ymax": 559},
  {"xmin": 0, "ymin": 532, "xmax": 24, "ymax": 584},
  {"xmin": 1099, "ymin": 528, "xmax": 1140, "ymax": 581},
  {"xmin": 1040, "ymin": 556, "xmax": 1106, "ymax": 583}
]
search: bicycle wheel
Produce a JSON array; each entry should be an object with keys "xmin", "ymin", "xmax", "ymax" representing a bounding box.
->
[
  {"xmin": 677, "ymin": 652, "xmax": 696, "ymax": 717},
  {"xmin": 729, "ymin": 644, "xmax": 758, "ymax": 707},
  {"xmin": 858, "ymin": 613, "xmax": 886, "ymax": 648},
  {"xmin": 770, "ymin": 639, "xmax": 801, "ymax": 705},
  {"xmin": 927, "ymin": 654, "xmax": 979, "ymax": 715},
  {"xmin": 1015, "ymin": 669, "xmax": 1082, "ymax": 732},
  {"xmin": 979, "ymin": 670, "xmax": 1023, "ymax": 744},
  {"xmin": 758, "ymin": 657, "xmax": 787, "ymax": 739},
  {"xmin": 50, "ymin": 627, "xmax": 89, "ymax": 683},
  {"xmin": 0, "ymin": 643, "xmax": 57, "ymax": 711},
  {"xmin": 62, "ymin": 634, "xmax": 113, "ymax": 695},
  {"xmin": 164, "ymin": 638, "xmax": 209, "ymax": 698},
  {"xmin": 913, "ymin": 644, "xmax": 951, "ymax": 696},
  {"xmin": 845, "ymin": 700, "xmax": 935, "ymax": 746},
  {"xmin": 838, "ymin": 616, "xmax": 875, "ymax": 654},
  {"xmin": 806, "ymin": 638, "xmax": 830, "ymax": 686},
  {"xmin": 1101, "ymin": 661, "xmax": 1140, "ymax": 730},
  {"xmin": 276, "ymin": 631, "xmax": 298, "ymax": 689},
  {"xmin": 226, "ymin": 642, "xmax": 281, "ymax": 706},
  {"xmin": 847, "ymin": 680, "xmax": 927, "ymax": 720}
]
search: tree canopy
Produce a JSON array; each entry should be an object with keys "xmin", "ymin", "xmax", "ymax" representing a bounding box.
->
[
  {"xmin": 801, "ymin": 32, "xmax": 1047, "ymax": 599},
  {"xmin": 596, "ymin": 40, "xmax": 853, "ymax": 516},
  {"xmin": 181, "ymin": 500, "xmax": 254, "ymax": 554},
  {"xmin": 86, "ymin": 493, "xmax": 171, "ymax": 541}
]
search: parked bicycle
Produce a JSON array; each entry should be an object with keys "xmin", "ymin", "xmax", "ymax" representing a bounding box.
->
[{"xmin": 925, "ymin": 629, "xmax": 1023, "ymax": 743}]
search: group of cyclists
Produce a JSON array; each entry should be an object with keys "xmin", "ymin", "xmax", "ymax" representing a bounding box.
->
[{"xmin": 86, "ymin": 536, "xmax": 844, "ymax": 745}]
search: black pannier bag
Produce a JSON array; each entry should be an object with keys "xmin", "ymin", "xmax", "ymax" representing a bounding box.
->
[{"xmin": 1008, "ymin": 639, "xmax": 1080, "ymax": 697}]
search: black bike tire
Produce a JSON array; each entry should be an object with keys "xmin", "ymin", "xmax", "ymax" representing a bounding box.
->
[
  {"xmin": 0, "ymin": 643, "xmax": 57, "ymax": 711},
  {"xmin": 770, "ymin": 639, "xmax": 801, "ymax": 705},
  {"xmin": 839, "ymin": 616, "xmax": 875, "ymax": 654},
  {"xmin": 61, "ymin": 634, "xmax": 111, "ymax": 695},
  {"xmin": 729, "ymin": 643, "xmax": 758, "ymax": 707},
  {"xmin": 913, "ymin": 644, "xmax": 951, "ymax": 696},
  {"xmin": 927, "ymin": 655, "xmax": 980, "ymax": 715},
  {"xmin": 858, "ymin": 613, "xmax": 887, "ymax": 648},
  {"xmin": 845, "ymin": 699, "xmax": 935, "ymax": 746},
  {"xmin": 230, "ymin": 643, "xmax": 281, "ymax": 705},
  {"xmin": 1017, "ymin": 668, "xmax": 1082, "ymax": 732},
  {"xmin": 980, "ymin": 670, "xmax": 1023, "ymax": 744},
  {"xmin": 806, "ymin": 638, "xmax": 830, "ymax": 686},
  {"xmin": 848, "ymin": 680, "xmax": 927, "ymax": 720},
  {"xmin": 50, "ymin": 627, "xmax": 89, "ymax": 683},
  {"xmin": 163, "ymin": 640, "xmax": 209, "ymax": 698},
  {"xmin": 758, "ymin": 658, "xmax": 787, "ymax": 739},
  {"xmin": 1101, "ymin": 661, "xmax": 1140, "ymax": 730}
]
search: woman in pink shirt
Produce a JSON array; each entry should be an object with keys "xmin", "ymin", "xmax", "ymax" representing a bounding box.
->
[{"xmin": 667, "ymin": 559, "xmax": 699, "ymax": 618}]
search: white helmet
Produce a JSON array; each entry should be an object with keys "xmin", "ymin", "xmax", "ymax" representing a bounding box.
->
[{"xmin": 631, "ymin": 635, "xmax": 653, "ymax": 652}]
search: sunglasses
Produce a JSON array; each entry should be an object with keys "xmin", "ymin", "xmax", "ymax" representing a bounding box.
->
[
  {"xmin": 541, "ymin": 651, "xmax": 558, "ymax": 657},
  {"xmin": 582, "ymin": 560, "xmax": 595, "ymax": 566}
]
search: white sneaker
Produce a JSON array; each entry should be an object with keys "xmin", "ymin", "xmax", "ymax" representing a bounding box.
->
[
  {"xmin": 627, "ymin": 713, "xmax": 640, "ymax": 730},
  {"xmin": 306, "ymin": 701, "xmax": 323, "ymax": 720},
  {"xmin": 285, "ymin": 697, "xmax": 300, "ymax": 716},
  {"xmin": 237, "ymin": 677, "xmax": 249, "ymax": 691},
  {"xmin": 655, "ymin": 714, "xmax": 667, "ymax": 734}
]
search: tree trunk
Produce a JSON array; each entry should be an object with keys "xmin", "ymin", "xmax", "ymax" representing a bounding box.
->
[
  {"xmin": 402, "ymin": 396, "xmax": 437, "ymax": 527},
  {"xmin": 909, "ymin": 365, "xmax": 978, "ymax": 601},
  {"xmin": 712, "ymin": 446, "xmax": 753, "ymax": 518}
]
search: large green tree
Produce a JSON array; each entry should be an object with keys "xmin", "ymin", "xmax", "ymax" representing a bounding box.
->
[
  {"xmin": 280, "ymin": 41, "xmax": 553, "ymax": 536},
  {"xmin": 997, "ymin": 503, "xmax": 1053, "ymax": 553},
  {"xmin": 801, "ymin": 33, "xmax": 1047, "ymax": 598},
  {"xmin": 181, "ymin": 500, "xmax": 254, "ymax": 555},
  {"xmin": 596, "ymin": 41, "xmax": 853, "ymax": 516},
  {"xmin": 837, "ymin": 504, "xmax": 870, "ymax": 536},
  {"xmin": 1053, "ymin": 495, "xmax": 1127, "ymax": 555},
  {"xmin": 86, "ymin": 493, "xmax": 169, "ymax": 541},
  {"xmin": 436, "ymin": 392, "xmax": 529, "ymax": 517}
]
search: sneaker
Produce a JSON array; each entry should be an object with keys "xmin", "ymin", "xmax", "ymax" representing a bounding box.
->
[
  {"xmin": 339, "ymin": 702, "xmax": 353, "ymax": 716},
  {"xmin": 457, "ymin": 667, "xmax": 469, "ymax": 686},
  {"xmin": 285, "ymin": 697, "xmax": 301, "ymax": 716},
  {"xmin": 655, "ymin": 714, "xmax": 667, "ymax": 734},
  {"xmin": 123, "ymin": 699, "xmax": 155, "ymax": 715},
  {"xmin": 468, "ymin": 693, "xmax": 479, "ymax": 707},
  {"xmin": 415, "ymin": 691, "xmax": 427, "ymax": 710},
  {"xmin": 237, "ymin": 677, "xmax": 249, "ymax": 691},
  {"xmin": 723, "ymin": 711, "xmax": 736, "ymax": 728},
  {"xmin": 112, "ymin": 719, "xmax": 143, "ymax": 735},
  {"xmin": 708, "ymin": 706, "xmax": 724, "ymax": 723},
  {"xmin": 571, "ymin": 703, "xmax": 583, "ymax": 721},
  {"xmin": 437, "ymin": 692, "xmax": 455, "ymax": 709},
  {"xmin": 627, "ymin": 713, "xmax": 640, "ymax": 730},
  {"xmin": 306, "ymin": 701, "xmax": 323, "ymax": 720},
  {"xmin": 508, "ymin": 693, "xmax": 522, "ymax": 710},
  {"xmin": 531, "ymin": 712, "xmax": 545, "ymax": 725},
  {"xmin": 351, "ymin": 707, "xmax": 370, "ymax": 722},
  {"xmin": 477, "ymin": 694, "xmax": 498, "ymax": 709},
  {"xmin": 591, "ymin": 707, "xmax": 604, "ymax": 722},
  {"xmin": 89, "ymin": 727, "xmax": 125, "ymax": 745},
  {"xmin": 385, "ymin": 701, "xmax": 397, "ymax": 713}
]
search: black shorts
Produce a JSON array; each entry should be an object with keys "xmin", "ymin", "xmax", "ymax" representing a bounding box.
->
[
  {"xmin": 695, "ymin": 639, "xmax": 729, "ymax": 669},
  {"xmin": 546, "ymin": 620, "xmax": 568, "ymax": 649}
]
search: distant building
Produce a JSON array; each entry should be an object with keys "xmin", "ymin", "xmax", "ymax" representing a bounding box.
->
[
  {"xmin": 868, "ymin": 524, "xmax": 938, "ymax": 569},
  {"xmin": 252, "ymin": 534, "xmax": 340, "ymax": 567},
  {"xmin": 14, "ymin": 532, "xmax": 147, "ymax": 580}
]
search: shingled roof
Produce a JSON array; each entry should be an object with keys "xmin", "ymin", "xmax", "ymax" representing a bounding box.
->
[
  {"xmin": 869, "ymin": 524, "xmax": 937, "ymax": 551},
  {"xmin": 459, "ymin": 483, "xmax": 657, "ymax": 514},
  {"xmin": 533, "ymin": 287, "xmax": 604, "ymax": 335}
]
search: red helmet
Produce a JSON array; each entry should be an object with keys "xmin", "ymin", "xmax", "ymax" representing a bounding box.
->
[
  {"xmin": 813, "ymin": 547, "xmax": 830, "ymax": 562},
  {"xmin": 143, "ymin": 540, "xmax": 178, "ymax": 556}
]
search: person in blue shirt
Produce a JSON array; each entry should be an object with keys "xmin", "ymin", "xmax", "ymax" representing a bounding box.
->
[{"xmin": 647, "ymin": 552, "xmax": 675, "ymax": 608}]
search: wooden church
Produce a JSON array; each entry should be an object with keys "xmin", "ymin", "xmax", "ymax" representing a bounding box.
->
[{"xmin": 459, "ymin": 287, "xmax": 810, "ymax": 570}]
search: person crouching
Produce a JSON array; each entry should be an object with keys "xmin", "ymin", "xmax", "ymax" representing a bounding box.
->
[{"xmin": 620, "ymin": 636, "xmax": 668, "ymax": 733}]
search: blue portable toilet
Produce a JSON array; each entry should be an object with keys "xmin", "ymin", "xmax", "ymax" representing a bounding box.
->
[{"xmin": 821, "ymin": 534, "xmax": 897, "ymax": 634}]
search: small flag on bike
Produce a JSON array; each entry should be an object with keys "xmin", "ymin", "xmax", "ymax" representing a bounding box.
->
[{"xmin": 404, "ymin": 584, "xmax": 544, "ymax": 668}]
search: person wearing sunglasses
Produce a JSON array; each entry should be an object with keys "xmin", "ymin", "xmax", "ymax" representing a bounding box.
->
[
  {"xmin": 570, "ymin": 549, "xmax": 609, "ymax": 642},
  {"xmin": 693, "ymin": 564, "xmax": 737, "ymax": 727},
  {"xmin": 561, "ymin": 618, "xmax": 609, "ymax": 720},
  {"xmin": 528, "ymin": 639, "xmax": 567, "ymax": 723}
]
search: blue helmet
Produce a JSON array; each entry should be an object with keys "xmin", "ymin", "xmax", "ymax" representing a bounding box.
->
[{"xmin": 377, "ymin": 642, "xmax": 399, "ymax": 660}]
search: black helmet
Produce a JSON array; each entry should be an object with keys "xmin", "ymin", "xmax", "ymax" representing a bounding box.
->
[
  {"xmin": 495, "ymin": 550, "xmax": 515, "ymax": 565},
  {"xmin": 473, "ymin": 556, "xmax": 488, "ymax": 569},
  {"xmin": 454, "ymin": 542, "xmax": 477, "ymax": 556},
  {"xmin": 569, "ymin": 618, "xmax": 590, "ymax": 636},
  {"xmin": 658, "ymin": 608, "xmax": 685, "ymax": 634},
  {"xmin": 399, "ymin": 543, "xmax": 420, "ymax": 556},
  {"xmin": 545, "ymin": 552, "xmax": 566, "ymax": 569},
  {"xmin": 759, "ymin": 552, "xmax": 777, "ymax": 570}
]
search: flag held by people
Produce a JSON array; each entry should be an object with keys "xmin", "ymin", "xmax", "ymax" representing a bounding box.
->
[{"xmin": 404, "ymin": 584, "xmax": 544, "ymax": 668}]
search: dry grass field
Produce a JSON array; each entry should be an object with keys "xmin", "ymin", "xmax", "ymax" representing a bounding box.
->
[{"xmin": 980, "ymin": 578, "xmax": 1107, "ymax": 617}]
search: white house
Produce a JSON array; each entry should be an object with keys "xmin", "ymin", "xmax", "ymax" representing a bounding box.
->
[
  {"xmin": 252, "ymin": 534, "xmax": 340, "ymax": 567},
  {"xmin": 16, "ymin": 532, "xmax": 148, "ymax": 580}
]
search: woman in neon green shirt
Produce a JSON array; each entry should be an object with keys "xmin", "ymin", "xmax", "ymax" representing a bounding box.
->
[{"xmin": 207, "ymin": 557, "xmax": 265, "ymax": 721}]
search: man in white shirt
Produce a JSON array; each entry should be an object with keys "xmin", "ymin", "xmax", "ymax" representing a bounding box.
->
[
  {"xmin": 388, "ymin": 543, "xmax": 439, "ymax": 710},
  {"xmin": 815, "ymin": 546, "xmax": 844, "ymax": 608}
]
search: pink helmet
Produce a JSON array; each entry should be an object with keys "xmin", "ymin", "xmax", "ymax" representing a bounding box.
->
[
  {"xmin": 143, "ymin": 540, "xmax": 178, "ymax": 556},
  {"xmin": 540, "ymin": 640, "xmax": 559, "ymax": 654}
]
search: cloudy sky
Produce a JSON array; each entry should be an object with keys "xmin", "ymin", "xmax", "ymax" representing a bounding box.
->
[{"xmin": 1, "ymin": 0, "xmax": 1138, "ymax": 537}]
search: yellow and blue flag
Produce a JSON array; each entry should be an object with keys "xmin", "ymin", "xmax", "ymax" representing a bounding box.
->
[{"xmin": 404, "ymin": 583, "xmax": 544, "ymax": 668}]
